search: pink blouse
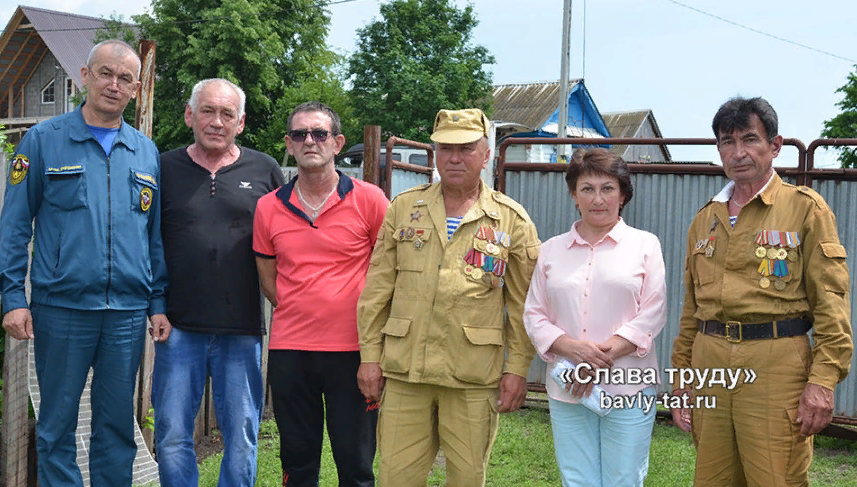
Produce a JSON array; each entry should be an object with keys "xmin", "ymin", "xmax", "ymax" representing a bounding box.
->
[{"xmin": 524, "ymin": 219, "xmax": 667, "ymax": 402}]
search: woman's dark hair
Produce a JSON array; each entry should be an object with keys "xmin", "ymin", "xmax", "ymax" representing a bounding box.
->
[{"xmin": 565, "ymin": 147, "xmax": 633, "ymax": 213}]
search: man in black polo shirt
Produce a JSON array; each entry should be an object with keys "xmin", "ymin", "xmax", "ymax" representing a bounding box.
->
[{"xmin": 152, "ymin": 78, "xmax": 285, "ymax": 487}]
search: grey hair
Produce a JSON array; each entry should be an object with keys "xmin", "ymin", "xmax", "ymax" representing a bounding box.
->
[
  {"xmin": 188, "ymin": 79, "xmax": 246, "ymax": 120},
  {"xmin": 86, "ymin": 39, "xmax": 141, "ymax": 78}
]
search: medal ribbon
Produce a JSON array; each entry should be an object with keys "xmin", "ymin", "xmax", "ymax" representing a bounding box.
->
[
  {"xmin": 772, "ymin": 259, "xmax": 788, "ymax": 277},
  {"xmin": 495, "ymin": 231, "xmax": 511, "ymax": 248},
  {"xmin": 493, "ymin": 259, "xmax": 507, "ymax": 277},
  {"xmin": 485, "ymin": 227, "xmax": 496, "ymax": 243},
  {"xmin": 757, "ymin": 259, "xmax": 770, "ymax": 276},
  {"xmin": 464, "ymin": 249, "xmax": 484, "ymax": 266}
]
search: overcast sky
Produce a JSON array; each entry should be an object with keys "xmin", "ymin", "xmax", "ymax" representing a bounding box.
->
[{"xmin": 3, "ymin": 0, "xmax": 854, "ymax": 167}]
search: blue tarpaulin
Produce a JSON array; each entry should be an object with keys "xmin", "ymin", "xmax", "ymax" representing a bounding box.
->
[{"xmin": 541, "ymin": 81, "xmax": 612, "ymax": 139}]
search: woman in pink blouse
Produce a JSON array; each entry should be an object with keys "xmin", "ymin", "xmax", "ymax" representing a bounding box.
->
[{"xmin": 524, "ymin": 148, "xmax": 667, "ymax": 486}]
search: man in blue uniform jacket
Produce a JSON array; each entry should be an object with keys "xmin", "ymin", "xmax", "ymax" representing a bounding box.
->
[{"xmin": 0, "ymin": 39, "xmax": 170, "ymax": 486}]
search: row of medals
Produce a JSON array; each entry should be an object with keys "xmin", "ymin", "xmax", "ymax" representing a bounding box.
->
[
  {"xmin": 463, "ymin": 241, "xmax": 504, "ymax": 286},
  {"xmin": 463, "ymin": 225, "xmax": 509, "ymax": 289},
  {"xmin": 755, "ymin": 245, "xmax": 797, "ymax": 290}
]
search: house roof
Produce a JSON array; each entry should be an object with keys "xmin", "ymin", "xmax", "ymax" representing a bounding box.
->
[
  {"xmin": 602, "ymin": 110, "xmax": 653, "ymax": 139},
  {"xmin": 493, "ymin": 80, "xmax": 583, "ymax": 129},
  {"xmin": 492, "ymin": 80, "xmax": 611, "ymax": 141},
  {"xmin": 601, "ymin": 109, "xmax": 671, "ymax": 161},
  {"xmin": 0, "ymin": 6, "xmax": 108, "ymax": 118}
]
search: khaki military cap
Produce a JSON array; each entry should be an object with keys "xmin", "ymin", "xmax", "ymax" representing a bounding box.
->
[{"xmin": 430, "ymin": 108, "xmax": 489, "ymax": 144}]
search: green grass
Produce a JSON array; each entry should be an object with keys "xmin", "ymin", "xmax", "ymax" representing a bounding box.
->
[
  {"xmin": 646, "ymin": 417, "xmax": 696, "ymax": 485},
  {"xmin": 808, "ymin": 435, "xmax": 857, "ymax": 486},
  {"xmin": 198, "ymin": 407, "xmax": 857, "ymax": 486}
]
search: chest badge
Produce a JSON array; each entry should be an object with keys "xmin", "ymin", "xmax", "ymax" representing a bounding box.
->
[
  {"xmin": 10, "ymin": 155, "xmax": 29, "ymax": 185},
  {"xmin": 410, "ymin": 210, "xmax": 423, "ymax": 222},
  {"xmin": 413, "ymin": 229, "xmax": 425, "ymax": 250},
  {"xmin": 140, "ymin": 187, "xmax": 153, "ymax": 212},
  {"xmin": 754, "ymin": 230, "xmax": 799, "ymax": 290}
]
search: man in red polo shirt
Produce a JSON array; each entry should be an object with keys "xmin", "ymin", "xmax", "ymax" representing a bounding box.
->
[{"xmin": 253, "ymin": 101, "xmax": 388, "ymax": 487}]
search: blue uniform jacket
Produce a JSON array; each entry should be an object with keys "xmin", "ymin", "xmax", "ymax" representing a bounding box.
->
[{"xmin": 0, "ymin": 106, "xmax": 167, "ymax": 316}]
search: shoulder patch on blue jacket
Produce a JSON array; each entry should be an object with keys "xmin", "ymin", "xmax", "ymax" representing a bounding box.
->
[{"xmin": 9, "ymin": 154, "xmax": 30, "ymax": 185}]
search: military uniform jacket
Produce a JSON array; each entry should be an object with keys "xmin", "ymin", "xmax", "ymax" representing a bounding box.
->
[
  {"xmin": 671, "ymin": 173, "xmax": 852, "ymax": 391},
  {"xmin": 0, "ymin": 106, "xmax": 167, "ymax": 315},
  {"xmin": 357, "ymin": 181, "xmax": 540, "ymax": 388}
]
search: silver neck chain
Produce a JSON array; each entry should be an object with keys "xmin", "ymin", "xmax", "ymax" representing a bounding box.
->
[{"xmin": 296, "ymin": 181, "xmax": 337, "ymax": 219}]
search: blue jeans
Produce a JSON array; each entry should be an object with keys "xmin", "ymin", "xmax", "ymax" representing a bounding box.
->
[
  {"xmin": 549, "ymin": 386, "xmax": 656, "ymax": 487},
  {"xmin": 152, "ymin": 326, "xmax": 264, "ymax": 487},
  {"xmin": 32, "ymin": 303, "xmax": 147, "ymax": 487}
]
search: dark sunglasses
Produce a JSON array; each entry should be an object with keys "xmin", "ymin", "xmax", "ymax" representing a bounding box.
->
[{"xmin": 288, "ymin": 129, "xmax": 334, "ymax": 142}]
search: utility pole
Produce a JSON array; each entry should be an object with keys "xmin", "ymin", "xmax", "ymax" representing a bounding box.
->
[{"xmin": 557, "ymin": 0, "xmax": 573, "ymax": 162}]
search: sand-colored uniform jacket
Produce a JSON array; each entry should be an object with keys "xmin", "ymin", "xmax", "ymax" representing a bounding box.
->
[
  {"xmin": 672, "ymin": 173, "xmax": 852, "ymax": 391},
  {"xmin": 357, "ymin": 181, "xmax": 540, "ymax": 388}
]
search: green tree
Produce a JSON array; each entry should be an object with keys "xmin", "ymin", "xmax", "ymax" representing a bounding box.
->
[
  {"xmin": 822, "ymin": 68, "xmax": 857, "ymax": 168},
  {"xmin": 1, "ymin": 123, "xmax": 14, "ymax": 164},
  {"xmin": 256, "ymin": 50, "xmax": 361, "ymax": 165},
  {"xmin": 95, "ymin": 13, "xmax": 138, "ymax": 45},
  {"xmin": 134, "ymin": 0, "xmax": 332, "ymax": 157},
  {"xmin": 348, "ymin": 0, "xmax": 495, "ymax": 142}
]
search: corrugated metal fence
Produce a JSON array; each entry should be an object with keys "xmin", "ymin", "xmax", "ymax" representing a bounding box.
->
[{"xmin": 499, "ymin": 137, "xmax": 857, "ymax": 421}]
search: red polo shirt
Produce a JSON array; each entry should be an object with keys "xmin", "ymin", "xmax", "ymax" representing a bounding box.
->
[{"xmin": 253, "ymin": 172, "xmax": 388, "ymax": 351}]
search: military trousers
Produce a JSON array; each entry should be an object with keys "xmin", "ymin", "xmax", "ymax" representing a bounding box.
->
[
  {"xmin": 377, "ymin": 378, "xmax": 500, "ymax": 487},
  {"xmin": 690, "ymin": 331, "xmax": 813, "ymax": 486}
]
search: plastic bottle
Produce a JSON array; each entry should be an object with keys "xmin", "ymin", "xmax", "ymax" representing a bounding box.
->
[{"xmin": 549, "ymin": 359, "xmax": 612, "ymax": 417}]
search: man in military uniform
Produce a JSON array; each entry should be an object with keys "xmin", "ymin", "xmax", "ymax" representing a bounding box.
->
[
  {"xmin": 670, "ymin": 96, "xmax": 852, "ymax": 486},
  {"xmin": 357, "ymin": 108, "xmax": 540, "ymax": 487}
]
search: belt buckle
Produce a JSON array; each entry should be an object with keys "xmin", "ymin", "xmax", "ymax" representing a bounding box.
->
[{"xmin": 725, "ymin": 321, "xmax": 742, "ymax": 343}]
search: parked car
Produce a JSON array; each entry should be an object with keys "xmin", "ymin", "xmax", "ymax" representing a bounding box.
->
[{"xmin": 337, "ymin": 143, "xmax": 431, "ymax": 168}]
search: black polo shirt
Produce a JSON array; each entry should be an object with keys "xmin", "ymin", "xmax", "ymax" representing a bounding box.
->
[{"xmin": 160, "ymin": 146, "xmax": 285, "ymax": 335}]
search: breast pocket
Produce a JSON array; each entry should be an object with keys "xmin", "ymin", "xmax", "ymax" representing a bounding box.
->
[
  {"xmin": 130, "ymin": 169, "xmax": 158, "ymax": 213},
  {"xmin": 44, "ymin": 165, "xmax": 88, "ymax": 210},
  {"xmin": 692, "ymin": 246, "xmax": 714, "ymax": 285},
  {"xmin": 394, "ymin": 226, "xmax": 432, "ymax": 272}
]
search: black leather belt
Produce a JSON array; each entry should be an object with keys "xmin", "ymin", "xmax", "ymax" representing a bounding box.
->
[{"xmin": 698, "ymin": 318, "xmax": 812, "ymax": 343}]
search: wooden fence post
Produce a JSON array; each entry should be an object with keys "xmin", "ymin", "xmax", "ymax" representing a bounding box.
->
[{"xmin": 363, "ymin": 126, "xmax": 381, "ymax": 185}]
